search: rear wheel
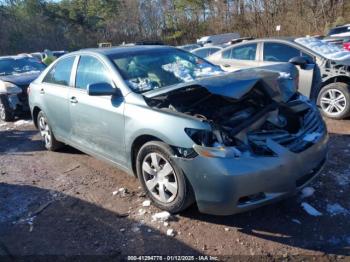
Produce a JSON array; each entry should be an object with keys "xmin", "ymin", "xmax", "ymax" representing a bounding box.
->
[
  {"xmin": 317, "ymin": 82, "xmax": 350, "ymax": 119},
  {"xmin": 136, "ymin": 141, "xmax": 194, "ymax": 213},
  {"xmin": 37, "ymin": 111, "xmax": 63, "ymax": 151},
  {"xmin": 0, "ymin": 95, "xmax": 15, "ymax": 122}
]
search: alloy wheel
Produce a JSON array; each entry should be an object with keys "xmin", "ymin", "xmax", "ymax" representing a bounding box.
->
[
  {"xmin": 320, "ymin": 88, "xmax": 347, "ymax": 116},
  {"xmin": 38, "ymin": 115, "xmax": 52, "ymax": 147},
  {"xmin": 142, "ymin": 152, "xmax": 178, "ymax": 203},
  {"xmin": 0, "ymin": 101, "xmax": 5, "ymax": 120}
]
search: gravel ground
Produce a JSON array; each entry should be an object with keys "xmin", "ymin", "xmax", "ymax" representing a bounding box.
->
[{"xmin": 0, "ymin": 118, "xmax": 349, "ymax": 260}]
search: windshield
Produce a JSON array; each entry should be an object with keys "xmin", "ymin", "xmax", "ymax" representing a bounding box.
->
[
  {"xmin": 295, "ymin": 37, "xmax": 350, "ymax": 60},
  {"xmin": 0, "ymin": 57, "xmax": 46, "ymax": 76},
  {"xmin": 109, "ymin": 48, "xmax": 223, "ymax": 93}
]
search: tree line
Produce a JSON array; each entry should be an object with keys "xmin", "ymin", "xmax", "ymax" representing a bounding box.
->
[{"xmin": 0, "ymin": 0, "xmax": 349, "ymax": 55}]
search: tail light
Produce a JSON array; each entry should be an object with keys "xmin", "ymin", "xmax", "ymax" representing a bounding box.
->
[{"xmin": 343, "ymin": 42, "xmax": 350, "ymax": 51}]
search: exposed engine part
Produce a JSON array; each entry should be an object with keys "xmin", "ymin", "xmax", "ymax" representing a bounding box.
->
[{"xmin": 146, "ymin": 84, "xmax": 324, "ymax": 154}]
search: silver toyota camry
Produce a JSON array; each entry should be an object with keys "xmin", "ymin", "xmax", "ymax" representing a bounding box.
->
[{"xmin": 28, "ymin": 46, "xmax": 328, "ymax": 215}]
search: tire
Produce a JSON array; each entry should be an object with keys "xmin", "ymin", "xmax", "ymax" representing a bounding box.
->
[
  {"xmin": 0, "ymin": 95, "xmax": 15, "ymax": 122},
  {"xmin": 136, "ymin": 141, "xmax": 194, "ymax": 213},
  {"xmin": 317, "ymin": 82, "xmax": 350, "ymax": 120},
  {"xmin": 37, "ymin": 111, "xmax": 63, "ymax": 151}
]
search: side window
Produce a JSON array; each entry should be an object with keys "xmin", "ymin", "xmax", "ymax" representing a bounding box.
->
[
  {"xmin": 230, "ymin": 44, "xmax": 257, "ymax": 60},
  {"xmin": 263, "ymin": 43, "xmax": 301, "ymax": 62},
  {"xmin": 43, "ymin": 56, "xmax": 75, "ymax": 86},
  {"xmin": 75, "ymin": 56, "xmax": 112, "ymax": 90},
  {"xmin": 222, "ymin": 48, "xmax": 232, "ymax": 59},
  {"xmin": 193, "ymin": 49, "xmax": 209, "ymax": 58}
]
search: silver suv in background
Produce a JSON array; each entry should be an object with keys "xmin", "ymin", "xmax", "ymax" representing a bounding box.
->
[
  {"xmin": 208, "ymin": 37, "xmax": 350, "ymax": 119},
  {"xmin": 29, "ymin": 46, "xmax": 328, "ymax": 215}
]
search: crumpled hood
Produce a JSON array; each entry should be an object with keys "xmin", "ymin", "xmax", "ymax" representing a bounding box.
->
[
  {"xmin": 0, "ymin": 72, "xmax": 40, "ymax": 87},
  {"xmin": 144, "ymin": 63, "xmax": 297, "ymax": 103}
]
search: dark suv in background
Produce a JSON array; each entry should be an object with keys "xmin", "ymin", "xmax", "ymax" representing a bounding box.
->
[{"xmin": 0, "ymin": 55, "xmax": 46, "ymax": 121}]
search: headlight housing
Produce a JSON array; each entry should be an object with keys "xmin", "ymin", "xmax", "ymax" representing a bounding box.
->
[
  {"xmin": 184, "ymin": 128, "xmax": 243, "ymax": 158},
  {"xmin": 0, "ymin": 81, "xmax": 22, "ymax": 95}
]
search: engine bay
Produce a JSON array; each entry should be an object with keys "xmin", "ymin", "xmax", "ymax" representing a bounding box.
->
[{"xmin": 145, "ymin": 84, "xmax": 323, "ymax": 155}]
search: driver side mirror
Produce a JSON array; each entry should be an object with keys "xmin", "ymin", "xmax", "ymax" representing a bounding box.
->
[
  {"xmin": 288, "ymin": 56, "xmax": 308, "ymax": 69},
  {"xmin": 87, "ymin": 82, "xmax": 119, "ymax": 96}
]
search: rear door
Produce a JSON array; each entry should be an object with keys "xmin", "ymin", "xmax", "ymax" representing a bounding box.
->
[
  {"xmin": 40, "ymin": 56, "xmax": 76, "ymax": 140},
  {"xmin": 68, "ymin": 55, "xmax": 126, "ymax": 164},
  {"xmin": 261, "ymin": 41, "xmax": 316, "ymax": 97},
  {"xmin": 215, "ymin": 43, "xmax": 259, "ymax": 71}
]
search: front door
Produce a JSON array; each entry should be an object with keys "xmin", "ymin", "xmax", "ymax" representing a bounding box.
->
[
  {"xmin": 69, "ymin": 55, "xmax": 126, "ymax": 165},
  {"xmin": 261, "ymin": 42, "xmax": 315, "ymax": 97}
]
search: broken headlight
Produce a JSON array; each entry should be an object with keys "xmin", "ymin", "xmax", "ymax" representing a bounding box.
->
[{"xmin": 184, "ymin": 128, "xmax": 242, "ymax": 158}]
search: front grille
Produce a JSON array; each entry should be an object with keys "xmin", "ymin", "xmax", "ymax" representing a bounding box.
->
[
  {"xmin": 248, "ymin": 108, "xmax": 325, "ymax": 154},
  {"xmin": 272, "ymin": 109, "xmax": 324, "ymax": 153}
]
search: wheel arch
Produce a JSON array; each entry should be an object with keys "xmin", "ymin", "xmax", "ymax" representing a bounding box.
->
[
  {"xmin": 130, "ymin": 134, "xmax": 163, "ymax": 177},
  {"xmin": 32, "ymin": 106, "xmax": 42, "ymax": 129},
  {"xmin": 322, "ymin": 75, "xmax": 350, "ymax": 88}
]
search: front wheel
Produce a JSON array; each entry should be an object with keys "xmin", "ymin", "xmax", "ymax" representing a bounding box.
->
[
  {"xmin": 37, "ymin": 111, "xmax": 63, "ymax": 151},
  {"xmin": 317, "ymin": 83, "xmax": 350, "ymax": 119},
  {"xmin": 136, "ymin": 141, "xmax": 194, "ymax": 213},
  {"xmin": 0, "ymin": 95, "xmax": 15, "ymax": 122}
]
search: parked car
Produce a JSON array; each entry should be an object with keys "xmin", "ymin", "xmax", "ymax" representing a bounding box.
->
[
  {"xmin": 208, "ymin": 37, "xmax": 350, "ymax": 119},
  {"xmin": 0, "ymin": 55, "xmax": 46, "ymax": 121},
  {"xmin": 191, "ymin": 46, "xmax": 222, "ymax": 58},
  {"xmin": 29, "ymin": 46, "xmax": 328, "ymax": 215},
  {"xmin": 178, "ymin": 44, "xmax": 201, "ymax": 52},
  {"xmin": 327, "ymin": 24, "xmax": 350, "ymax": 37}
]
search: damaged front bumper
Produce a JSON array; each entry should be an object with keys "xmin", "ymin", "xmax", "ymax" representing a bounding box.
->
[
  {"xmin": 5, "ymin": 93, "xmax": 29, "ymax": 115},
  {"xmin": 173, "ymin": 112, "xmax": 328, "ymax": 216}
]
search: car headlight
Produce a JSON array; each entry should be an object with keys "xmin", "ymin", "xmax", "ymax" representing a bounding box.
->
[
  {"xmin": 0, "ymin": 81, "xmax": 22, "ymax": 95},
  {"xmin": 184, "ymin": 128, "xmax": 242, "ymax": 158}
]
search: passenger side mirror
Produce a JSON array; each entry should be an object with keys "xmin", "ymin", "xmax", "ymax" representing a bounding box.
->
[
  {"xmin": 87, "ymin": 82, "xmax": 118, "ymax": 96},
  {"xmin": 288, "ymin": 56, "xmax": 308, "ymax": 69}
]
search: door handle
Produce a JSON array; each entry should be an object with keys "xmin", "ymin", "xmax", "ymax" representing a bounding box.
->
[
  {"xmin": 223, "ymin": 64, "xmax": 231, "ymax": 68},
  {"xmin": 40, "ymin": 88, "xmax": 45, "ymax": 94},
  {"xmin": 70, "ymin": 97, "xmax": 78, "ymax": 104}
]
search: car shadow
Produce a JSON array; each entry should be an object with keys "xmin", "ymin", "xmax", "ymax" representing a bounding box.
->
[
  {"xmin": 0, "ymin": 130, "xmax": 43, "ymax": 154},
  {"xmin": 0, "ymin": 183, "xmax": 202, "ymax": 257}
]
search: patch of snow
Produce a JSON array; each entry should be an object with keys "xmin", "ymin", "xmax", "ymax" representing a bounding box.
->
[
  {"xmin": 163, "ymin": 222, "xmax": 169, "ymax": 227},
  {"xmin": 131, "ymin": 224, "xmax": 140, "ymax": 233},
  {"xmin": 112, "ymin": 190, "xmax": 118, "ymax": 196},
  {"xmin": 301, "ymin": 202, "xmax": 322, "ymax": 216},
  {"xmin": 326, "ymin": 203, "xmax": 349, "ymax": 216},
  {"xmin": 152, "ymin": 211, "xmax": 171, "ymax": 222},
  {"xmin": 142, "ymin": 200, "xmax": 151, "ymax": 207},
  {"xmin": 119, "ymin": 228, "xmax": 126, "ymax": 232},
  {"xmin": 224, "ymin": 227, "xmax": 230, "ymax": 231},
  {"xmin": 14, "ymin": 120, "xmax": 33, "ymax": 126},
  {"xmin": 301, "ymin": 187, "xmax": 315, "ymax": 198},
  {"xmin": 291, "ymin": 219, "xmax": 301, "ymax": 224},
  {"xmin": 303, "ymin": 132, "xmax": 321, "ymax": 143},
  {"xmin": 166, "ymin": 228, "xmax": 175, "ymax": 237},
  {"xmin": 138, "ymin": 209, "xmax": 146, "ymax": 215}
]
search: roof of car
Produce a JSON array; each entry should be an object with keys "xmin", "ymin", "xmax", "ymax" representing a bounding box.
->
[{"xmin": 80, "ymin": 45, "xmax": 176, "ymax": 56}]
